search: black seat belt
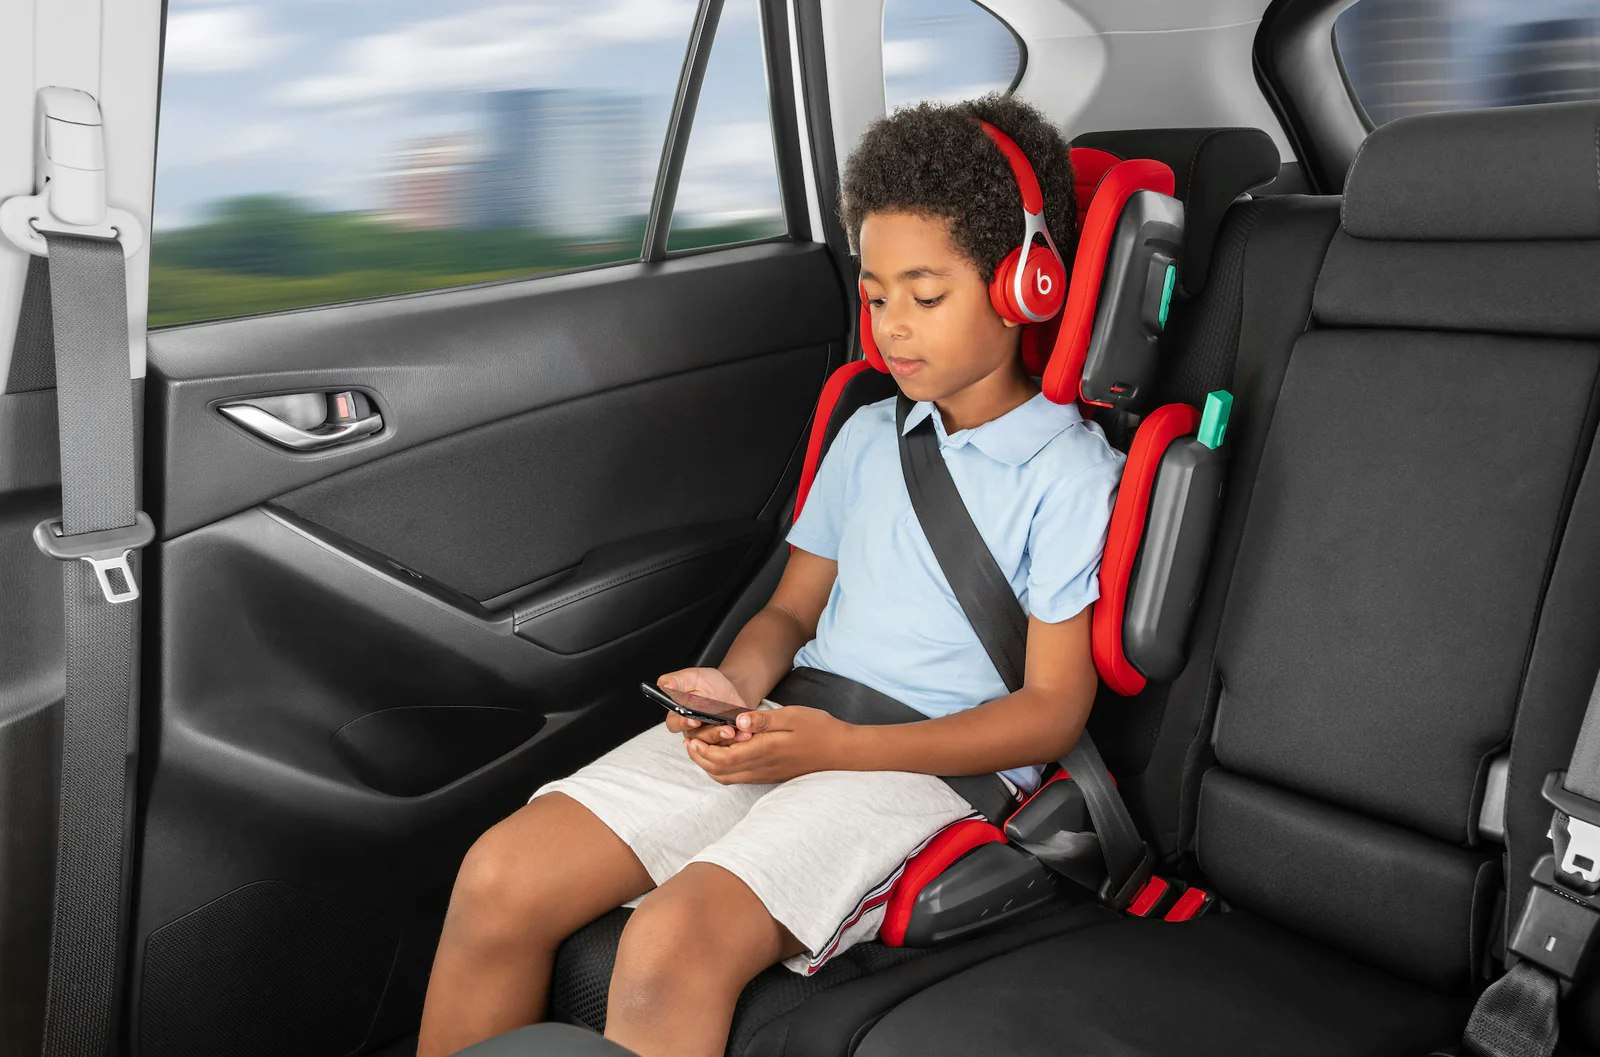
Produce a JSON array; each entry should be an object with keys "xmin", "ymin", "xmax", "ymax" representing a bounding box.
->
[
  {"xmin": 13, "ymin": 231, "xmax": 151, "ymax": 1057},
  {"xmin": 1463, "ymin": 672, "xmax": 1600, "ymax": 1057},
  {"xmin": 895, "ymin": 394, "xmax": 1154, "ymax": 907},
  {"xmin": 772, "ymin": 666, "xmax": 1017, "ymax": 825}
]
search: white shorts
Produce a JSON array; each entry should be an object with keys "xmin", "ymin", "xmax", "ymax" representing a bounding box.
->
[{"xmin": 529, "ymin": 709, "xmax": 978, "ymax": 975}]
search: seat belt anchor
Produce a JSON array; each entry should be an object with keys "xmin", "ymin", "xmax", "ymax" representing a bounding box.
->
[
  {"xmin": 33, "ymin": 511, "xmax": 155, "ymax": 604},
  {"xmin": 0, "ymin": 87, "xmax": 144, "ymax": 258}
]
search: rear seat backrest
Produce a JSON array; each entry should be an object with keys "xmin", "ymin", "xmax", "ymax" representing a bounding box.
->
[{"xmin": 1197, "ymin": 101, "xmax": 1600, "ymax": 995}]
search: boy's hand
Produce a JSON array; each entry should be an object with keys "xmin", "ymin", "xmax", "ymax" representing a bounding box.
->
[
  {"xmin": 657, "ymin": 667, "xmax": 757, "ymax": 744},
  {"xmin": 685, "ymin": 706, "xmax": 856, "ymax": 784}
]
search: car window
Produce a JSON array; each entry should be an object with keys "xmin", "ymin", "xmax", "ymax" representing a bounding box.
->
[
  {"xmin": 150, "ymin": 1, "xmax": 700, "ymax": 327},
  {"xmin": 667, "ymin": 0, "xmax": 787, "ymax": 252},
  {"xmin": 1336, "ymin": 0, "xmax": 1600, "ymax": 127},
  {"xmin": 882, "ymin": 0, "xmax": 1022, "ymax": 111}
]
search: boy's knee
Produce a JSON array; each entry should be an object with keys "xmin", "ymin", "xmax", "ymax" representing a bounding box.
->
[
  {"xmin": 610, "ymin": 893, "xmax": 754, "ymax": 1009},
  {"xmin": 446, "ymin": 825, "xmax": 555, "ymax": 948}
]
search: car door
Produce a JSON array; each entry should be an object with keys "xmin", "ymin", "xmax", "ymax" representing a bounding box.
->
[{"xmin": 0, "ymin": 1, "xmax": 848, "ymax": 1054}]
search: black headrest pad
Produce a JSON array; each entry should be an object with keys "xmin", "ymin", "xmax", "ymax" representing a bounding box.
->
[
  {"xmin": 1070, "ymin": 127, "xmax": 1280, "ymax": 296},
  {"xmin": 1343, "ymin": 101, "xmax": 1600, "ymax": 241}
]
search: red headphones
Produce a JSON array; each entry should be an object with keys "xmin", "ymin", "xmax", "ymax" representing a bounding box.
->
[{"xmin": 859, "ymin": 119, "xmax": 1067, "ymax": 370}]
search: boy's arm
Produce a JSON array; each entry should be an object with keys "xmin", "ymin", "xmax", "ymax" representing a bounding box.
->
[
  {"xmin": 711, "ymin": 547, "xmax": 838, "ymax": 710},
  {"xmin": 705, "ymin": 607, "xmax": 1097, "ymax": 778},
  {"xmin": 843, "ymin": 608, "xmax": 1098, "ymax": 774}
]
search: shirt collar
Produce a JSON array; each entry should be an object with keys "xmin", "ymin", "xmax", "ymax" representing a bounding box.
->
[{"xmin": 900, "ymin": 391, "xmax": 1082, "ymax": 467}]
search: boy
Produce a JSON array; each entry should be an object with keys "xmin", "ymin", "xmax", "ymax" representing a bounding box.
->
[{"xmin": 417, "ymin": 94, "xmax": 1124, "ymax": 1057}]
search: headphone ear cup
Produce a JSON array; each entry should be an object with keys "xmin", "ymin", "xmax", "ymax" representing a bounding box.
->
[
  {"xmin": 858, "ymin": 285, "xmax": 887, "ymax": 371},
  {"xmin": 1017, "ymin": 245, "xmax": 1067, "ymax": 321},
  {"xmin": 988, "ymin": 248, "xmax": 1029, "ymax": 324},
  {"xmin": 990, "ymin": 245, "xmax": 1067, "ymax": 324}
]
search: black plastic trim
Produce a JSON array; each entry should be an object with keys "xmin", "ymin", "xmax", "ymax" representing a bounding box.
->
[
  {"xmin": 761, "ymin": 0, "xmax": 812, "ymax": 242},
  {"xmin": 644, "ymin": 0, "xmax": 727, "ymax": 262},
  {"xmin": 1253, "ymin": 0, "xmax": 1367, "ymax": 194}
]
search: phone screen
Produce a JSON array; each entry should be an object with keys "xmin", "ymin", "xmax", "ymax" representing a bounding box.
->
[{"xmin": 641, "ymin": 683, "xmax": 749, "ymax": 725}]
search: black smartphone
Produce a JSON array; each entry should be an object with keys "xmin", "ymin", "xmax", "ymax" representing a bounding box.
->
[{"xmin": 640, "ymin": 682, "xmax": 751, "ymax": 726}]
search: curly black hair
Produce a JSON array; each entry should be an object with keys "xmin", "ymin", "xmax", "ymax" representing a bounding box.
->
[{"xmin": 838, "ymin": 94, "xmax": 1076, "ymax": 283}]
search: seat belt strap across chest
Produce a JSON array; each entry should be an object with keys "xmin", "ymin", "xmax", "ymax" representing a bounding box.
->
[
  {"xmin": 895, "ymin": 394, "xmax": 1153, "ymax": 907},
  {"xmin": 6, "ymin": 85, "xmax": 150, "ymax": 1056}
]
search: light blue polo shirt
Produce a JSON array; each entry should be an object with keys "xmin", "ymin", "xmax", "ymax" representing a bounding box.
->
[{"xmin": 786, "ymin": 391, "xmax": 1125, "ymax": 792}]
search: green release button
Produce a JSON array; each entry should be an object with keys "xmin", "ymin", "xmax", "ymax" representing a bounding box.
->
[
  {"xmin": 1198, "ymin": 389, "xmax": 1233, "ymax": 450},
  {"xmin": 1157, "ymin": 262, "xmax": 1177, "ymax": 329}
]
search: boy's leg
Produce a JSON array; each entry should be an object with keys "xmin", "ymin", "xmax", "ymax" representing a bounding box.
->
[
  {"xmin": 416, "ymin": 792, "xmax": 653, "ymax": 1057},
  {"xmin": 604, "ymin": 862, "xmax": 806, "ymax": 1057}
]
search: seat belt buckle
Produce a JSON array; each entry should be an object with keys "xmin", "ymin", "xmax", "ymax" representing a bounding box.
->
[
  {"xmin": 1544, "ymin": 771, "xmax": 1600, "ymax": 885},
  {"xmin": 1099, "ymin": 843, "xmax": 1157, "ymax": 911},
  {"xmin": 33, "ymin": 511, "xmax": 155, "ymax": 603}
]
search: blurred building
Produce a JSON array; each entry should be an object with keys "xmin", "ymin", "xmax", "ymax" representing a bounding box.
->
[
  {"xmin": 1337, "ymin": 0, "xmax": 1471, "ymax": 125},
  {"xmin": 466, "ymin": 89, "xmax": 646, "ymax": 240},
  {"xmin": 1490, "ymin": 16, "xmax": 1600, "ymax": 106},
  {"xmin": 1338, "ymin": 0, "xmax": 1600, "ymax": 124},
  {"xmin": 382, "ymin": 135, "xmax": 473, "ymax": 230}
]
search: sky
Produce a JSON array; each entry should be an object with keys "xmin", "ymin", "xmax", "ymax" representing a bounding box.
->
[{"xmin": 151, "ymin": 0, "xmax": 1019, "ymax": 234}]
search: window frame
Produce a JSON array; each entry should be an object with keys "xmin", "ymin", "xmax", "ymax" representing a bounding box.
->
[{"xmin": 653, "ymin": 0, "xmax": 809, "ymax": 262}]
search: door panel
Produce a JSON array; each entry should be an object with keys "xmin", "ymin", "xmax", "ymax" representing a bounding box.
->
[{"xmin": 130, "ymin": 242, "xmax": 845, "ymax": 1056}]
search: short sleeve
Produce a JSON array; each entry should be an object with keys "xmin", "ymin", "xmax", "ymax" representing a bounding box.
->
[
  {"xmin": 1025, "ymin": 453, "xmax": 1124, "ymax": 623},
  {"xmin": 785, "ymin": 412, "xmax": 858, "ymax": 560}
]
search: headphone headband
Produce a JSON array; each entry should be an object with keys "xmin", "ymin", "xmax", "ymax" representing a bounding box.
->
[{"xmin": 976, "ymin": 120, "xmax": 1045, "ymax": 215}]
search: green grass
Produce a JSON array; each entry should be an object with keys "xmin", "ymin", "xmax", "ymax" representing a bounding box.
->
[{"xmin": 148, "ymin": 263, "xmax": 558, "ymax": 328}]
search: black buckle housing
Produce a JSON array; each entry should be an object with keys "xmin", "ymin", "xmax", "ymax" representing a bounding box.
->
[
  {"xmin": 1507, "ymin": 771, "xmax": 1600, "ymax": 982},
  {"xmin": 1509, "ymin": 854, "xmax": 1600, "ymax": 982}
]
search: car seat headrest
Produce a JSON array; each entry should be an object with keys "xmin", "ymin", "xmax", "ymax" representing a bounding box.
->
[
  {"xmin": 1070, "ymin": 128, "xmax": 1279, "ymax": 297},
  {"xmin": 1343, "ymin": 101, "xmax": 1600, "ymax": 242},
  {"xmin": 1039, "ymin": 157, "xmax": 1180, "ymax": 409}
]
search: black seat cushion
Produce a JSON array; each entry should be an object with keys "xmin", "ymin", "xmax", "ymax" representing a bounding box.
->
[
  {"xmin": 850, "ymin": 911, "xmax": 1471, "ymax": 1057},
  {"xmin": 550, "ymin": 901, "xmax": 1106, "ymax": 1057}
]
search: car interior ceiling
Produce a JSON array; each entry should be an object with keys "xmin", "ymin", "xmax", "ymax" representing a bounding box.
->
[{"xmin": 5, "ymin": 1, "xmax": 1600, "ymax": 1056}]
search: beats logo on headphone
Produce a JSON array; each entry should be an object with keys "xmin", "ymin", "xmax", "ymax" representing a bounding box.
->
[{"xmin": 859, "ymin": 119, "xmax": 1066, "ymax": 370}]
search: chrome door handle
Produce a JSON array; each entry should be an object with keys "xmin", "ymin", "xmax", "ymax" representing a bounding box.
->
[{"xmin": 220, "ymin": 400, "xmax": 383, "ymax": 451}]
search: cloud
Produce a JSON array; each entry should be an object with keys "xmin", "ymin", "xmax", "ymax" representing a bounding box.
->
[
  {"xmin": 164, "ymin": 7, "xmax": 291, "ymax": 73},
  {"xmin": 882, "ymin": 38, "xmax": 938, "ymax": 78},
  {"xmin": 691, "ymin": 121, "xmax": 776, "ymax": 170},
  {"xmin": 160, "ymin": 120, "xmax": 291, "ymax": 167},
  {"xmin": 675, "ymin": 120, "xmax": 780, "ymax": 221},
  {"xmin": 279, "ymin": 0, "xmax": 696, "ymax": 108}
]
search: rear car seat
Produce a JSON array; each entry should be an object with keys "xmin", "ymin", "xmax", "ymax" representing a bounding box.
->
[
  {"xmin": 819, "ymin": 99, "xmax": 1600, "ymax": 1057},
  {"xmin": 540, "ymin": 128, "xmax": 1282, "ymax": 1056}
]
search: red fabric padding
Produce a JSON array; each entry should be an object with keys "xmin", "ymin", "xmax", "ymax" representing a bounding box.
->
[
  {"xmin": 879, "ymin": 819, "xmax": 1005, "ymax": 946},
  {"xmin": 793, "ymin": 360, "xmax": 877, "ymax": 529},
  {"xmin": 1128, "ymin": 876, "xmax": 1170, "ymax": 918},
  {"xmin": 1164, "ymin": 887, "xmax": 1210, "ymax": 922},
  {"xmin": 1068, "ymin": 147, "xmax": 1122, "ymax": 214},
  {"xmin": 1093, "ymin": 402, "xmax": 1200, "ymax": 696},
  {"xmin": 1042, "ymin": 159, "xmax": 1176, "ymax": 406}
]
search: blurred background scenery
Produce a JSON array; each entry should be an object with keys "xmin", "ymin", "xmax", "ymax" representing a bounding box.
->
[
  {"xmin": 150, "ymin": 0, "xmax": 1599, "ymax": 328},
  {"xmin": 149, "ymin": 0, "xmax": 1017, "ymax": 326}
]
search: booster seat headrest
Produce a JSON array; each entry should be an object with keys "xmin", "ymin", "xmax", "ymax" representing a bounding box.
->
[{"xmin": 1070, "ymin": 128, "xmax": 1279, "ymax": 296}]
